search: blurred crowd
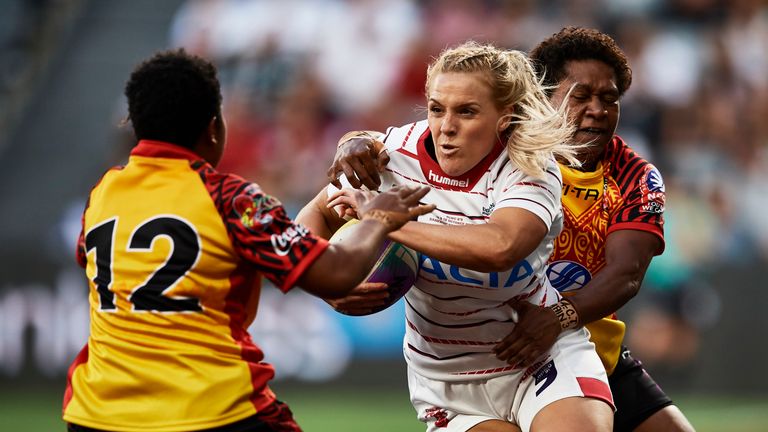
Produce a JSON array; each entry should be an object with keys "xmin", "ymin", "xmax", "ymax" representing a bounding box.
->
[
  {"xmin": 169, "ymin": 0, "xmax": 768, "ymax": 256},
  {"xmin": 169, "ymin": 0, "xmax": 768, "ymax": 370},
  {"xmin": 2, "ymin": 0, "xmax": 764, "ymax": 378}
]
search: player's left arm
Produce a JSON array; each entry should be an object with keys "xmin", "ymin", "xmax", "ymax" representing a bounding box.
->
[
  {"xmin": 494, "ymin": 229, "xmax": 660, "ymax": 367},
  {"xmin": 567, "ymin": 229, "xmax": 660, "ymax": 322}
]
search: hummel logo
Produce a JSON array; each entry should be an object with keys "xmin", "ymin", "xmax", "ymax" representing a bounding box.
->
[{"xmin": 428, "ymin": 170, "xmax": 468, "ymax": 187}]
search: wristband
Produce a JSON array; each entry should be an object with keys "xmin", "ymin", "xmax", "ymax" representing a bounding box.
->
[
  {"xmin": 549, "ymin": 298, "xmax": 579, "ymax": 330},
  {"xmin": 361, "ymin": 209, "xmax": 397, "ymax": 231}
]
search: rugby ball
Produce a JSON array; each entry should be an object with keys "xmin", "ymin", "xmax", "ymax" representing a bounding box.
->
[{"xmin": 329, "ymin": 219, "xmax": 418, "ymax": 316}]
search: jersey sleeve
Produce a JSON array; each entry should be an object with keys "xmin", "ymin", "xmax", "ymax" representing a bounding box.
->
[
  {"xmin": 608, "ymin": 156, "xmax": 666, "ymax": 255},
  {"xmin": 494, "ymin": 160, "xmax": 562, "ymax": 229},
  {"xmin": 75, "ymin": 221, "xmax": 86, "ymax": 268},
  {"xmin": 213, "ymin": 172, "xmax": 329, "ymax": 292}
]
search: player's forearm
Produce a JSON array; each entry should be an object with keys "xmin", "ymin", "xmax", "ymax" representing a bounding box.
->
[
  {"xmin": 388, "ymin": 221, "xmax": 526, "ymax": 273},
  {"xmin": 567, "ymin": 229, "xmax": 660, "ymax": 326},
  {"xmin": 566, "ymin": 263, "xmax": 645, "ymax": 325},
  {"xmin": 296, "ymin": 189, "xmax": 342, "ymax": 239},
  {"xmin": 299, "ymin": 219, "xmax": 390, "ymax": 299}
]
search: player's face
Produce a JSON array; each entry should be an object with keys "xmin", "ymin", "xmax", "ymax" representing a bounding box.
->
[
  {"xmin": 427, "ymin": 72, "xmax": 509, "ymax": 177},
  {"xmin": 550, "ymin": 59, "xmax": 620, "ymax": 170}
]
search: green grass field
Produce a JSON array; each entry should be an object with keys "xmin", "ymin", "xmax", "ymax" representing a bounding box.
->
[{"xmin": 3, "ymin": 387, "xmax": 767, "ymax": 431}]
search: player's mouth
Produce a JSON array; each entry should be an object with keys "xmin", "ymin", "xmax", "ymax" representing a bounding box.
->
[
  {"xmin": 577, "ymin": 127, "xmax": 606, "ymax": 136},
  {"xmin": 439, "ymin": 143, "xmax": 460, "ymax": 156}
]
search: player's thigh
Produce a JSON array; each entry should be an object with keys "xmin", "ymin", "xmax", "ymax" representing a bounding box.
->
[
  {"xmin": 633, "ymin": 405, "xmax": 695, "ymax": 432},
  {"xmin": 610, "ymin": 346, "xmax": 691, "ymax": 432},
  {"xmin": 530, "ymin": 396, "xmax": 613, "ymax": 432},
  {"xmin": 517, "ymin": 328, "xmax": 613, "ymax": 431},
  {"xmin": 467, "ymin": 419, "xmax": 522, "ymax": 432}
]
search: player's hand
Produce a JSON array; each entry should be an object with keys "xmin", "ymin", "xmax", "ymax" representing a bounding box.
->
[
  {"xmin": 329, "ymin": 186, "xmax": 435, "ymax": 231},
  {"xmin": 328, "ymin": 135, "xmax": 389, "ymax": 190},
  {"xmin": 324, "ymin": 282, "xmax": 390, "ymax": 315},
  {"xmin": 493, "ymin": 300, "xmax": 562, "ymax": 368}
]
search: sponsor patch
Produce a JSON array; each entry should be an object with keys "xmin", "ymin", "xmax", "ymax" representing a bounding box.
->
[
  {"xmin": 639, "ymin": 165, "xmax": 665, "ymax": 214},
  {"xmin": 233, "ymin": 185, "xmax": 282, "ymax": 231},
  {"xmin": 271, "ymin": 225, "xmax": 310, "ymax": 256},
  {"xmin": 547, "ymin": 261, "xmax": 592, "ymax": 292}
]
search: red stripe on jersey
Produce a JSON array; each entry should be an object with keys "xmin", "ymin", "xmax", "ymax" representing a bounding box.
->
[
  {"xmin": 452, "ymin": 365, "xmax": 519, "ymax": 376},
  {"xmin": 546, "ymin": 168, "xmax": 562, "ymax": 186},
  {"xmin": 505, "ymin": 181, "xmax": 558, "ymax": 202},
  {"xmin": 407, "ymin": 320, "xmax": 496, "ymax": 346},
  {"xmin": 428, "ymin": 301, "xmax": 513, "ymax": 317},
  {"xmin": 407, "ymin": 343, "xmax": 475, "ymax": 361},
  {"xmin": 497, "ymin": 197, "xmax": 553, "ymax": 221},
  {"xmin": 407, "ymin": 299, "xmax": 514, "ymax": 329},
  {"xmin": 577, "ymin": 377, "xmax": 615, "ymax": 410},
  {"xmin": 417, "ymin": 275, "xmax": 508, "ymax": 291},
  {"xmin": 63, "ymin": 344, "xmax": 89, "ymax": 412},
  {"xmin": 393, "ymin": 122, "xmax": 419, "ymax": 158},
  {"xmin": 224, "ymin": 263, "xmax": 275, "ymax": 412}
]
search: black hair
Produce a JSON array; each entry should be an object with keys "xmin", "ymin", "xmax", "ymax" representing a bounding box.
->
[
  {"xmin": 124, "ymin": 48, "xmax": 222, "ymax": 149},
  {"xmin": 529, "ymin": 26, "xmax": 632, "ymax": 97}
]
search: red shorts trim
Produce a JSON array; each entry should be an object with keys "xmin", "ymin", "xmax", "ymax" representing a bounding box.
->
[{"xmin": 578, "ymin": 376, "xmax": 615, "ymax": 410}]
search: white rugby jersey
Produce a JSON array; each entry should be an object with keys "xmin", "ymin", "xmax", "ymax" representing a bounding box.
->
[{"xmin": 337, "ymin": 120, "xmax": 565, "ymax": 381}]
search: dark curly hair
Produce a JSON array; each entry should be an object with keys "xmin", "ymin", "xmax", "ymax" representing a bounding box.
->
[
  {"xmin": 529, "ymin": 27, "xmax": 632, "ymax": 97},
  {"xmin": 124, "ymin": 49, "xmax": 222, "ymax": 149}
]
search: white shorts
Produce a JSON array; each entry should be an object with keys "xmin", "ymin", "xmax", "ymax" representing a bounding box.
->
[{"xmin": 408, "ymin": 328, "xmax": 614, "ymax": 432}]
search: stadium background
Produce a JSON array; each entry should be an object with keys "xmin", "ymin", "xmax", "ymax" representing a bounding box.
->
[{"xmin": 0, "ymin": 0, "xmax": 766, "ymax": 430}]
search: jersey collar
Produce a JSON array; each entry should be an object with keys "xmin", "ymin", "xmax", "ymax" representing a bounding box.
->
[
  {"xmin": 131, "ymin": 140, "xmax": 204, "ymax": 162},
  {"xmin": 416, "ymin": 128, "xmax": 504, "ymax": 191}
]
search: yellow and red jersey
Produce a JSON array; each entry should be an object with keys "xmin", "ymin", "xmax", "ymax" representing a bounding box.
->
[
  {"xmin": 547, "ymin": 136, "xmax": 665, "ymax": 375},
  {"xmin": 63, "ymin": 140, "xmax": 328, "ymax": 431}
]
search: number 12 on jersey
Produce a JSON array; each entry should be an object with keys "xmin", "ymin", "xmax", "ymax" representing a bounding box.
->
[{"xmin": 84, "ymin": 216, "xmax": 203, "ymax": 313}]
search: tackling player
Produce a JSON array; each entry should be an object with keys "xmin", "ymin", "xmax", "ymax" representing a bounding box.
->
[{"xmin": 326, "ymin": 27, "xmax": 695, "ymax": 432}]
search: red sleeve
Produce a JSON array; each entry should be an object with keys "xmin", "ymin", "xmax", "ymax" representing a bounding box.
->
[
  {"xmin": 75, "ymin": 227, "xmax": 86, "ymax": 268},
  {"xmin": 194, "ymin": 162, "xmax": 329, "ymax": 292},
  {"xmin": 606, "ymin": 137, "xmax": 666, "ymax": 254},
  {"xmin": 76, "ymin": 185, "xmax": 98, "ymax": 268}
]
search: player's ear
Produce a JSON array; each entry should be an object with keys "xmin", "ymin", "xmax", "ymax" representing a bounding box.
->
[
  {"xmin": 498, "ymin": 109, "xmax": 514, "ymax": 134},
  {"xmin": 207, "ymin": 116, "xmax": 219, "ymax": 145}
]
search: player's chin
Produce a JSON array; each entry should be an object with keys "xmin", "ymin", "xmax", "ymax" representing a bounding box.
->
[{"xmin": 575, "ymin": 131, "xmax": 610, "ymax": 148}]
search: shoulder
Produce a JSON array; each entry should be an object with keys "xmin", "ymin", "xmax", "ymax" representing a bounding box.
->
[
  {"xmin": 382, "ymin": 120, "xmax": 428, "ymax": 148},
  {"xmin": 606, "ymin": 135, "xmax": 663, "ymax": 192},
  {"xmin": 502, "ymin": 157, "xmax": 561, "ymax": 188},
  {"xmin": 190, "ymin": 161, "xmax": 279, "ymax": 219}
]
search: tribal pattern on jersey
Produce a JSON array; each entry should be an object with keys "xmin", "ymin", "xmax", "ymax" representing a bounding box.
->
[
  {"xmin": 547, "ymin": 135, "xmax": 665, "ymax": 374},
  {"xmin": 64, "ymin": 140, "xmax": 328, "ymax": 431},
  {"xmin": 345, "ymin": 120, "xmax": 565, "ymax": 381}
]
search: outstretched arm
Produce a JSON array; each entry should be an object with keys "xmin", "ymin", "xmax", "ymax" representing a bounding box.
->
[
  {"xmin": 296, "ymin": 186, "xmax": 435, "ymax": 299},
  {"xmin": 390, "ymin": 208, "xmax": 548, "ymax": 273},
  {"xmin": 328, "ymin": 188, "xmax": 549, "ymax": 273}
]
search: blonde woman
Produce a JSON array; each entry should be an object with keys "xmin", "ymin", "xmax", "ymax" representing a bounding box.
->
[{"xmin": 298, "ymin": 41, "xmax": 613, "ymax": 432}]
